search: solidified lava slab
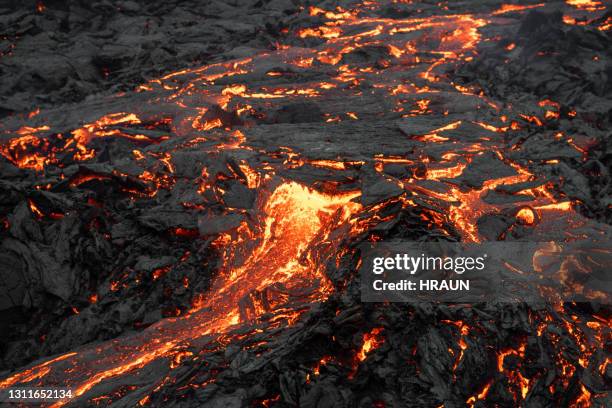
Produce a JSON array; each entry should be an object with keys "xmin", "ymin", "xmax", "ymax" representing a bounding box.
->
[{"xmin": 0, "ymin": 1, "xmax": 610, "ymax": 407}]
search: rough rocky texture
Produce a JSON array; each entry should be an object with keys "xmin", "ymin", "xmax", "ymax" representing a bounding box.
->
[
  {"xmin": 458, "ymin": 8, "xmax": 612, "ymax": 223},
  {"xmin": 0, "ymin": 1, "xmax": 610, "ymax": 407},
  {"xmin": 0, "ymin": 0, "xmax": 313, "ymax": 115}
]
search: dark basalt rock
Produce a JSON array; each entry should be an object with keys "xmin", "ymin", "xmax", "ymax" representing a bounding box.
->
[{"xmin": 0, "ymin": 1, "xmax": 609, "ymax": 407}]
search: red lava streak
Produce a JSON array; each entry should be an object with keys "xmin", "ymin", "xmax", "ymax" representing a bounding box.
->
[{"xmin": 1, "ymin": 182, "xmax": 361, "ymax": 405}]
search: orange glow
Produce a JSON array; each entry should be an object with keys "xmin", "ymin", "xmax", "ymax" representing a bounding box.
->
[
  {"xmin": 152, "ymin": 266, "xmax": 171, "ymax": 280},
  {"xmin": 388, "ymin": 44, "xmax": 404, "ymax": 58},
  {"xmin": 298, "ymin": 26, "xmax": 343, "ymax": 39},
  {"xmin": 474, "ymin": 121, "xmax": 506, "ymax": 132},
  {"xmin": 308, "ymin": 159, "xmax": 364, "ymax": 170},
  {"xmin": 515, "ymin": 207, "xmax": 536, "ymax": 225},
  {"xmin": 544, "ymin": 110, "xmax": 560, "ymax": 120},
  {"xmin": 57, "ymin": 341, "xmax": 177, "ymax": 405},
  {"xmin": 599, "ymin": 357, "xmax": 611, "ymax": 375},
  {"xmin": 431, "ymin": 166, "xmax": 534, "ymax": 242},
  {"xmin": 425, "ymin": 162, "xmax": 467, "ymax": 180},
  {"xmin": 222, "ymin": 84, "xmax": 247, "ymax": 96},
  {"xmin": 0, "ymin": 129, "xmax": 53, "ymax": 170},
  {"xmin": 27, "ymin": 199, "xmax": 44, "ymax": 218},
  {"xmin": 312, "ymin": 355, "xmax": 334, "ymax": 375},
  {"xmin": 356, "ymin": 327, "xmax": 384, "ymax": 362},
  {"xmin": 238, "ymin": 160, "xmax": 260, "ymax": 188},
  {"xmin": 0, "ymin": 1, "xmax": 603, "ymax": 403},
  {"xmin": 9, "ymin": 180, "xmax": 361, "ymax": 406},
  {"xmin": 519, "ymin": 114, "xmax": 543, "ymax": 127},
  {"xmin": 496, "ymin": 342, "xmax": 533, "ymax": 401},
  {"xmin": 0, "ymin": 352, "xmax": 77, "ymax": 388},
  {"xmin": 538, "ymin": 99, "xmax": 560, "ymax": 109},
  {"xmin": 195, "ymin": 117, "xmax": 222, "ymax": 131},
  {"xmin": 573, "ymin": 384, "xmax": 591, "ymax": 407},
  {"xmin": 309, "ymin": 6, "xmax": 354, "ymax": 20},
  {"xmin": 69, "ymin": 173, "xmax": 113, "ymax": 189},
  {"xmin": 492, "ymin": 3, "xmax": 545, "ymax": 15},
  {"xmin": 206, "ymin": 181, "xmax": 361, "ymax": 323},
  {"xmin": 535, "ymin": 201, "xmax": 572, "ymax": 211},
  {"xmin": 566, "ymin": 0, "xmax": 604, "ymax": 11},
  {"xmin": 67, "ymin": 112, "xmax": 147, "ymax": 161},
  {"xmin": 418, "ymin": 133, "xmax": 449, "ymax": 142},
  {"xmin": 466, "ymin": 380, "xmax": 492, "ymax": 406}
]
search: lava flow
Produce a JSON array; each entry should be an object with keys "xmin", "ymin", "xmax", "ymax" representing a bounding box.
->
[
  {"xmin": 0, "ymin": 1, "xmax": 610, "ymax": 407},
  {"xmin": 0, "ymin": 181, "xmax": 361, "ymax": 406}
]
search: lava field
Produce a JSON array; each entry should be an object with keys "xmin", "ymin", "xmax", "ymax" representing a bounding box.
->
[{"xmin": 0, "ymin": 0, "xmax": 611, "ymax": 407}]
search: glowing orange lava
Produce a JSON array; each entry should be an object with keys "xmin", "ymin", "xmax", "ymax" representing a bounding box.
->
[{"xmin": 0, "ymin": 181, "xmax": 361, "ymax": 405}]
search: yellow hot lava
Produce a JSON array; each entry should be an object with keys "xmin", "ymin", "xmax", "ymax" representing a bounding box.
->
[
  {"xmin": 356, "ymin": 327, "xmax": 385, "ymax": 362},
  {"xmin": 1, "ymin": 181, "xmax": 362, "ymax": 406},
  {"xmin": 193, "ymin": 181, "xmax": 362, "ymax": 333}
]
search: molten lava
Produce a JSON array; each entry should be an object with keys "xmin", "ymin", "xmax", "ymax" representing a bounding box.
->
[
  {"xmin": 0, "ymin": 1, "xmax": 608, "ymax": 406},
  {"xmin": 0, "ymin": 181, "xmax": 361, "ymax": 405}
]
